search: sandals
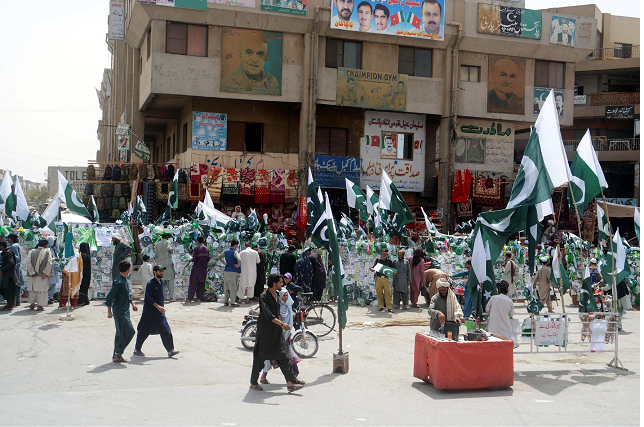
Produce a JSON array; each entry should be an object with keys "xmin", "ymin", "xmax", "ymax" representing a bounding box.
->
[
  {"xmin": 260, "ymin": 378, "xmax": 270, "ymax": 384},
  {"xmin": 294, "ymin": 378, "xmax": 306, "ymax": 385},
  {"xmin": 112, "ymin": 355, "xmax": 128, "ymax": 363},
  {"xmin": 249, "ymin": 384, "xmax": 263, "ymax": 391},
  {"xmin": 287, "ymin": 384, "xmax": 303, "ymax": 393},
  {"xmin": 37, "ymin": 306, "xmax": 44, "ymax": 311},
  {"xmin": 29, "ymin": 304, "xmax": 36, "ymax": 310}
]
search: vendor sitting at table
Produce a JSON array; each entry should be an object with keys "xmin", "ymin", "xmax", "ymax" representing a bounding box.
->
[{"xmin": 428, "ymin": 278, "xmax": 463, "ymax": 332}]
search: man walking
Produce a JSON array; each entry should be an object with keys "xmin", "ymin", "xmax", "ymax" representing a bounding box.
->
[
  {"xmin": 111, "ymin": 234, "xmax": 131, "ymax": 281},
  {"xmin": 392, "ymin": 249, "xmax": 412, "ymax": 310},
  {"xmin": 105, "ymin": 260, "xmax": 138, "ymax": 363},
  {"xmin": 7, "ymin": 234, "xmax": 23, "ymax": 306},
  {"xmin": 239, "ymin": 242, "xmax": 260, "ymax": 304},
  {"xmin": 216, "ymin": 239, "xmax": 241, "ymax": 307},
  {"xmin": 154, "ymin": 232, "xmax": 176, "ymax": 302},
  {"xmin": 533, "ymin": 256, "xmax": 553, "ymax": 313},
  {"xmin": 133, "ymin": 265, "xmax": 180, "ymax": 358},
  {"xmin": 46, "ymin": 237, "xmax": 59, "ymax": 305},
  {"xmin": 250, "ymin": 273, "xmax": 303, "ymax": 393},
  {"xmin": 279, "ymin": 245, "xmax": 297, "ymax": 277},
  {"xmin": 485, "ymin": 280, "xmax": 515, "ymax": 339},
  {"xmin": 0, "ymin": 241, "xmax": 20, "ymax": 311},
  {"xmin": 501, "ymin": 251, "xmax": 517, "ymax": 299},
  {"xmin": 24, "ymin": 239, "xmax": 53, "ymax": 312},
  {"xmin": 372, "ymin": 248, "xmax": 394, "ymax": 313},
  {"xmin": 309, "ymin": 249, "xmax": 326, "ymax": 301},
  {"xmin": 188, "ymin": 236, "xmax": 210, "ymax": 302}
]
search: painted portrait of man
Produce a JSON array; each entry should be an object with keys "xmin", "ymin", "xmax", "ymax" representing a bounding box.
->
[
  {"xmin": 381, "ymin": 133, "xmax": 397, "ymax": 158},
  {"xmin": 487, "ymin": 56, "xmax": 526, "ymax": 114}
]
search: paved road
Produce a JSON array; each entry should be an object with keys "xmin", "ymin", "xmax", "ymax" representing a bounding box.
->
[{"xmin": 0, "ymin": 296, "xmax": 639, "ymax": 426}]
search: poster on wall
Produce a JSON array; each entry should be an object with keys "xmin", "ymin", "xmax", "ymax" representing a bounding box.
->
[
  {"xmin": 575, "ymin": 17, "xmax": 595, "ymax": 49},
  {"xmin": 534, "ymin": 88, "xmax": 564, "ymax": 117},
  {"xmin": 477, "ymin": 4, "xmax": 542, "ymax": 39},
  {"xmin": 336, "ymin": 68, "xmax": 408, "ymax": 112},
  {"xmin": 455, "ymin": 120, "xmax": 514, "ymax": 173},
  {"xmin": 208, "ymin": 0, "xmax": 254, "ymax": 7},
  {"xmin": 361, "ymin": 112, "xmax": 425, "ymax": 192},
  {"xmin": 331, "ymin": 0, "xmax": 444, "ymax": 40},
  {"xmin": 192, "ymin": 111, "xmax": 227, "ymax": 151},
  {"xmin": 134, "ymin": 139, "xmax": 151, "ymax": 162},
  {"xmin": 108, "ymin": 1, "xmax": 125, "ymax": 40},
  {"xmin": 139, "ymin": 0, "xmax": 207, "ymax": 9},
  {"xmin": 314, "ymin": 155, "xmax": 361, "ymax": 188},
  {"xmin": 550, "ymin": 15, "xmax": 576, "ymax": 47},
  {"xmin": 487, "ymin": 55, "xmax": 526, "ymax": 115},
  {"xmin": 220, "ymin": 28, "xmax": 283, "ymax": 96},
  {"xmin": 605, "ymin": 106, "xmax": 635, "ymax": 120},
  {"xmin": 261, "ymin": 0, "xmax": 306, "ymax": 16}
]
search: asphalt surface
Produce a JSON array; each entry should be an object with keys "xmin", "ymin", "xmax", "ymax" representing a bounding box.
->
[{"xmin": 0, "ymin": 295, "xmax": 639, "ymax": 426}]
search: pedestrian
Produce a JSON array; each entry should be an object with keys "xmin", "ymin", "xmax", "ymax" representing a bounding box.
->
[
  {"xmin": 187, "ymin": 236, "xmax": 210, "ymax": 302},
  {"xmin": 533, "ymin": 256, "xmax": 553, "ymax": 313},
  {"xmin": 309, "ymin": 248, "xmax": 327, "ymax": 301},
  {"xmin": 409, "ymin": 248, "xmax": 426, "ymax": 308},
  {"xmin": 216, "ymin": 239, "xmax": 241, "ymax": 307},
  {"xmin": 428, "ymin": 278, "xmax": 463, "ymax": 333},
  {"xmin": 154, "ymin": 232, "xmax": 176, "ymax": 302},
  {"xmin": 140, "ymin": 254, "xmax": 154, "ymax": 294},
  {"xmin": 0, "ymin": 241, "xmax": 20, "ymax": 311},
  {"xmin": 392, "ymin": 249, "xmax": 412, "ymax": 310},
  {"xmin": 253, "ymin": 242, "xmax": 267, "ymax": 301},
  {"xmin": 372, "ymin": 248, "xmax": 394, "ymax": 313},
  {"xmin": 250, "ymin": 273, "xmax": 303, "ymax": 393},
  {"xmin": 78, "ymin": 243, "xmax": 92, "ymax": 306},
  {"xmin": 111, "ymin": 234, "xmax": 131, "ymax": 281},
  {"xmin": 238, "ymin": 242, "xmax": 260, "ymax": 304},
  {"xmin": 133, "ymin": 266, "xmax": 180, "ymax": 358},
  {"xmin": 24, "ymin": 238, "xmax": 53, "ymax": 312},
  {"xmin": 59, "ymin": 247, "xmax": 83, "ymax": 309},
  {"xmin": 46, "ymin": 237, "xmax": 59, "ymax": 305},
  {"xmin": 502, "ymin": 251, "xmax": 517, "ymax": 299},
  {"xmin": 423, "ymin": 268, "xmax": 448, "ymax": 305},
  {"xmin": 7, "ymin": 234, "xmax": 23, "ymax": 307},
  {"xmin": 293, "ymin": 247, "xmax": 313, "ymax": 293},
  {"xmin": 484, "ymin": 280, "xmax": 515, "ymax": 339},
  {"xmin": 105, "ymin": 260, "xmax": 138, "ymax": 363},
  {"xmin": 279, "ymin": 245, "xmax": 297, "ymax": 277}
]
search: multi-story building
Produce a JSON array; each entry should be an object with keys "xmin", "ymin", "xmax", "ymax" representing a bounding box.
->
[{"xmin": 97, "ymin": 0, "xmax": 598, "ymax": 231}]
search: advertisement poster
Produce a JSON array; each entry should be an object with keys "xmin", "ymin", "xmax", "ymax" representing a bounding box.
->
[
  {"xmin": 361, "ymin": 111, "xmax": 425, "ymax": 192},
  {"xmin": 192, "ymin": 111, "xmax": 227, "ymax": 151},
  {"xmin": 380, "ymin": 132, "xmax": 398, "ymax": 158},
  {"xmin": 550, "ymin": 15, "xmax": 576, "ymax": 47},
  {"xmin": 108, "ymin": 1, "xmax": 125, "ymax": 40},
  {"xmin": 261, "ymin": 0, "xmax": 307, "ymax": 16},
  {"xmin": 331, "ymin": 0, "xmax": 444, "ymax": 40},
  {"xmin": 487, "ymin": 55, "xmax": 526, "ymax": 115},
  {"xmin": 534, "ymin": 88, "xmax": 564, "ymax": 117},
  {"xmin": 455, "ymin": 120, "xmax": 514, "ymax": 173},
  {"xmin": 221, "ymin": 28, "xmax": 283, "ymax": 96},
  {"xmin": 208, "ymin": 0, "xmax": 254, "ymax": 7},
  {"xmin": 314, "ymin": 155, "xmax": 361, "ymax": 188},
  {"xmin": 336, "ymin": 68, "xmax": 408, "ymax": 112},
  {"xmin": 477, "ymin": 4, "xmax": 542, "ymax": 39}
]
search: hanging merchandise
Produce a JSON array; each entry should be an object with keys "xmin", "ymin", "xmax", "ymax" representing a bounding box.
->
[
  {"xmin": 157, "ymin": 182, "xmax": 170, "ymax": 200},
  {"xmin": 472, "ymin": 177, "xmax": 504, "ymax": 207},
  {"xmin": 239, "ymin": 168, "xmax": 256, "ymax": 205},
  {"xmin": 207, "ymin": 166, "xmax": 224, "ymax": 202},
  {"xmin": 456, "ymin": 199, "xmax": 473, "ymax": 218},
  {"xmin": 255, "ymin": 169, "xmax": 271, "ymax": 204},
  {"xmin": 285, "ymin": 170, "xmax": 299, "ymax": 204},
  {"xmin": 452, "ymin": 169, "xmax": 472, "ymax": 203},
  {"xmin": 221, "ymin": 168, "xmax": 240, "ymax": 204},
  {"xmin": 187, "ymin": 183, "xmax": 203, "ymax": 202},
  {"xmin": 270, "ymin": 169, "xmax": 287, "ymax": 203}
]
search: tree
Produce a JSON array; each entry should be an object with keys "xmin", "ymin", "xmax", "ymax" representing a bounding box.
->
[{"xmin": 26, "ymin": 186, "xmax": 50, "ymax": 211}]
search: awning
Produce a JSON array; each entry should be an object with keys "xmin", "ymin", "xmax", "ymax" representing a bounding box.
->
[{"xmin": 596, "ymin": 201, "xmax": 638, "ymax": 218}]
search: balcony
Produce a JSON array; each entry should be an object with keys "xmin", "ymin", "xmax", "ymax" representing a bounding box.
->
[
  {"xmin": 563, "ymin": 137, "xmax": 640, "ymax": 162},
  {"xmin": 573, "ymin": 92, "xmax": 640, "ymax": 117},
  {"xmin": 582, "ymin": 46, "xmax": 640, "ymax": 61}
]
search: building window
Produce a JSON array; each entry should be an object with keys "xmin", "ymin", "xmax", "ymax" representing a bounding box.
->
[
  {"xmin": 460, "ymin": 65, "xmax": 480, "ymax": 82},
  {"xmin": 398, "ymin": 47, "xmax": 432, "ymax": 77},
  {"xmin": 146, "ymin": 29, "xmax": 151, "ymax": 60},
  {"xmin": 166, "ymin": 22, "xmax": 207, "ymax": 57},
  {"xmin": 614, "ymin": 43, "xmax": 633, "ymax": 59},
  {"xmin": 227, "ymin": 122, "xmax": 264, "ymax": 152},
  {"xmin": 316, "ymin": 127, "xmax": 349, "ymax": 156},
  {"xmin": 325, "ymin": 39, "xmax": 362, "ymax": 69},
  {"xmin": 535, "ymin": 60, "xmax": 564, "ymax": 89},
  {"xmin": 182, "ymin": 122, "xmax": 188, "ymax": 152}
]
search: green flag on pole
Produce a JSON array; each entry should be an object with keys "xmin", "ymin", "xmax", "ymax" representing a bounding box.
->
[
  {"xmin": 306, "ymin": 168, "xmax": 324, "ymax": 240},
  {"xmin": 89, "ymin": 195, "xmax": 100, "ymax": 223},
  {"xmin": 345, "ymin": 178, "xmax": 368, "ymax": 222},
  {"xmin": 568, "ymin": 129, "xmax": 608, "ymax": 213},
  {"xmin": 578, "ymin": 265, "xmax": 598, "ymax": 313},
  {"xmin": 324, "ymin": 192, "xmax": 348, "ymax": 330},
  {"xmin": 635, "ymin": 207, "xmax": 640, "ymax": 246},
  {"xmin": 57, "ymin": 170, "xmax": 92, "ymax": 219},
  {"xmin": 379, "ymin": 171, "xmax": 414, "ymax": 225},
  {"xmin": 599, "ymin": 228, "xmax": 631, "ymax": 286},
  {"xmin": 0, "ymin": 170, "xmax": 16, "ymax": 220}
]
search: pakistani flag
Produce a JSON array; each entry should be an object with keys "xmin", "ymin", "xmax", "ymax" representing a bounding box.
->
[
  {"xmin": 634, "ymin": 207, "xmax": 640, "ymax": 245},
  {"xmin": 345, "ymin": 178, "xmax": 368, "ymax": 222},
  {"xmin": 306, "ymin": 168, "xmax": 324, "ymax": 240},
  {"xmin": 600, "ymin": 228, "xmax": 631, "ymax": 287},
  {"xmin": 57, "ymin": 171, "xmax": 91, "ymax": 219},
  {"xmin": 421, "ymin": 207, "xmax": 443, "ymax": 237},
  {"xmin": 373, "ymin": 262, "xmax": 397, "ymax": 278},
  {"xmin": 311, "ymin": 201, "xmax": 331, "ymax": 250},
  {"xmin": 527, "ymin": 294, "xmax": 545, "ymax": 314},
  {"xmin": 324, "ymin": 192, "xmax": 348, "ymax": 330},
  {"xmin": 365, "ymin": 185, "xmax": 379, "ymax": 216},
  {"xmin": 134, "ymin": 195, "xmax": 146, "ymax": 223},
  {"xmin": 568, "ymin": 130, "xmax": 608, "ymax": 213},
  {"xmin": 89, "ymin": 195, "xmax": 100, "ymax": 223},
  {"xmin": 168, "ymin": 170, "xmax": 179, "ymax": 209},
  {"xmin": 596, "ymin": 202, "xmax": 612, "ymax": 243},
  {"xmin": 41, "ymin": 197, "xmax": 61, "ymax": 232},
  {"xmin": 526, "ymin": 205, "xmax": 543, "ymax": 275},
  {"xmin": 549, "ymin": 247, "xmax": 571, "ymax": 292},
  {"xmin": 379, "ymin": 171, "xmax": 414, "ymax": 225},
  {"xmin": 203, "ymin": 189, "xmax": 215, "ymax": 209},
  {"xmin": 12, "ymin": 176, "xmax": 30, "ymax": 222},
  {"xmin": 0, "ymin": 170, "xmax": 16, "ymax": 219},
  {"xmin": 338, "ymin": 213, "xmax": 356, "ymax": 241},
  {"xmin": 245, "ymin": 208, "xmax": 260, "ymax": 232},
  {"xmin": 507, "ymin": 90, "xmax": 571, "ymax": 221},
  {"xmin": 578, "ymin": 265, "xmax": 598, "ymax": 313}
]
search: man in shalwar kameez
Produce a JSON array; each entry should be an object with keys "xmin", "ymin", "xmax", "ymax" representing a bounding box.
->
[
  {"xmin": 187, "ymin": 236, "xmax": 210, "ymax": 302},
  {"xmin": 105, "ymin": 260, "xmax": 138, "ymax": 363},
  {"xmin": 239, "ymin": 242, "xmax": 260, "ymax": 304},
  {"xmin": 26, "ymin": 239, "xmax": 53, "ymax": 311},
  {"xmin": 154, "ymin": 232, "xmax": 176, "ymax": 302},
  {"xmin": 111, "ymin": 234, "xmax": 131, "ymax": 281}
]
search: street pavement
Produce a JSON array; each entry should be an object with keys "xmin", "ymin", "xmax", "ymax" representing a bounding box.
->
[{"xmin": 0, "ymin": 295, "xmax": 639, "ymax": 426}]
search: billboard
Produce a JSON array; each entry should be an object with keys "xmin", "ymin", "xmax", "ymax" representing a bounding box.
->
[
  {"xmin": 336, "ymin": 68, "xmax": 408, "ymax": 112},
  {"xmin": 477, "ymin": 4, "xmax": 542, "ymax": 40},
  {"xmin": 534, "ymin": 88, "xmax": 564, "ymax": 117},
  {"xmin": 220, "ymin": 28, "xmax": 283, "ymax": 96},
  {"xmin": 47, "ymin": 167, "xmax": 87, "ymax": 196},
  {"xmin": 487, "ymin": 55, "xmax": 526, "ymax": 115},
  {"xmin": 108, "ymin": 1, "xmax": 125, "ymax": 40},
  {"xmin": 550, "ymin": 15, "xmax": 576, "ymax": 47},
  {"xmin": 455, "ymin": 120, "xmax": 514, "ymax": 173},
  {"xmin": 192, "ymin": 111, "xmax": 228, "ymax": 150},
  {"xmin": 208, "ymin": 0, "xmax": 254, "ymax": 7},
  {"xmin": 314, "ymin": 156, "xmax": 361, "ymax": 188},
  {"xmin": 261, "ymin": 0, "xmax": 306, "ymax": 16},
  {"xmin": 331, "ymin": 0, "xmax": 445, "ymax": 40},
  {"xmin": 139, "ymin": 0, "xmax": 207, "ymax": 9}
]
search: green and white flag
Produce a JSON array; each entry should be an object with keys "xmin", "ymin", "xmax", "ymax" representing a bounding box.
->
[
  {"xmin": 89, "ymin": 195, "xmax": 100, "ymax": 223},
  {"xmin": 549, "ymin": 247, "xmax": 571, "ymax": 292},
  {"xmin": 155, "ymin": 205, "xmax": 172, "ymax": 226},
  {"xmin": 306, "ymin": 168, "xmax": 324, "ymax": 240},
  {"xmin": 57, "ymin": 170, "xmax": 91, "ymax": 219},
  {"xmin": 507, "ymin": 90, "xmax": 571, "ymax": 221},
  {"xmin": 323, "ymin": 192, "xmax": 348, "ymax": 330},
  {"xmin": 421, "ymin": 207, "xmax": 443, "ymax": 237},
  {"xmin": 12, "ymin": 176, "xmax": 30, "ymax": 222},
  {"xmin": 345, "ymin": 178, "xmax": 368, "ymax": 222},
  {"xmin": 634, "ymin": 207, "xmax": 640, "ymax": 245},
  {"xmin": 0, "ymin": 170, "xmax": 16, "ymax": 219},
  {"xmin": 578, "ymin": 265, "xmax": 598, "ymax": 313},
  {"xmin": 311, "ymin": 200, "xmax": 331, "ymax": 250},
  {"xmin": 526, "ymin": 205, "xmax": 543, "ymax": 275},
  {"xmin": 168, "ymin": 170, "xmax": 179, "ymax": 209},
  {"xmin": 41, "ymin": 197, "xmax": 61, "ymax": 232},
  {"xmin": 600, "ymin": 227, "xmax": 631, "ymax": 286},
  {"xmin": 568, "ymin": 129, "xmax": 608, "ymax": 213},
  {"xmin": 596, "ymin": 202, "xmax": 611, "ymax": 243},
  {"xmin": 338, "ymin": 212, "xmax": 356, "ymax": 241},
  {"xmin": 365, "ymin": 185, "xmax": 379, "ymax": 216},
  {"xmin": 373, "ymin": 262, "xmax": 397, "ymax": 278},
  {"xmin": 203, "ymin": 189, "xmax": 214, "ymax": 209},
  {"xmin": 379, "ymin": 171, "xmax": 414, "ymax": 225}
]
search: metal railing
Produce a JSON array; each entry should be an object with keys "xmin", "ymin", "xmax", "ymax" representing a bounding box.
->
[
  {"xmin": 562, "ymin": 138, "xmax": 640, "ymax": 151},
  {"xmin": 582, "ymin": 45, "xmax": 640, "ymax": 61}
]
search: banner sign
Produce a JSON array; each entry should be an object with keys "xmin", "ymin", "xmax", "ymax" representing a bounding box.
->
[
  {"xmin": 139, "ymin": 0, "xmax": 207, "ymax": 10},
  {"xmin": 605, "ymin": 105, "xmax": 634, "ymax": 120},
  {"xmin": 108, "ymin": 1, "xmax": 125, "ymax": 40},
  {"xmin": 455, "ymin": 120, "xmax": 514, "ymax": 173},
  {"xmin": 208, "ymin": 0, "xmax": 254, "ymax": 7},
  {"xmin": 116, "ymin": 123, "xmax": 130, "ymax": 135},
  {"xmin": 337, "ymin": 68, "xmax": 408, "ymax": 112},
  {"xmin": 331, "ymin": 0, "xmax": 445, "ymax": 40},
  {"xmin": 134, "ymin": 139, "xmax": 151, "ymax": 163},
  {"xmin": 534, "ymin": 88, "xmax": 564, "ymax": 117},
  {"xmin": 261, "ymin": 0, "xmax": 306, "ymax": 16},
  {"xmin": 314, "ymin": 155, "xmax": 361, "ymax": 188},
  {"xmin": 192, "ymin": 111, "xmax": 227, "ymax": 150},
  {"xmin": 535, "ymin": 318, "xmax": 566, "ymax": 346},
  {"xmin": 477, "ymin": 4, "xmax": 542, "ymax": 39},
  {"xmin": 574, "ymin": 95, "xmax": 586, "ymax": 105}
]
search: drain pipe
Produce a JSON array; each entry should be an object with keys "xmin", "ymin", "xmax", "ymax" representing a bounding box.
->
[{"xmin": 446, "ymin": 20, "xmax": 463, "ymax": 124}]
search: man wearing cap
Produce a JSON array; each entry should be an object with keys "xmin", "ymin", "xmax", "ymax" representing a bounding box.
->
[
  {"xmin": 423, "ymin": 267, "xmax": 448, "ymax": 305},
  {"xmin": 133, "ymin": 265, "xmax": 179, "ymax": 358},
  {"xmin": 111, "ymin": 234, "xmax": 131, "ymax": 281},
  {"xmin": 188, "ymin": 236, "xmax": 210, "ymax": 302},
  {"xmin": 428, "ymin": 278, "xmax": 463, "ymax": 332},
  {"xmin": 533, "ymin": 256, "xmax": 553, "ymax": 313},
  {"xmin": 154, "ymin": 232, "xmax": 176, "ymax": 302},
  {"xmin": 541, "ymin": 219, "xmax": 556, "ymax": 246},
  {"xmin": 239, "ymin": 242, "xmax": 261, "ymax": 304},
  {"xmin": 501, "ymin": 251, "xmax": 517, "ymax": 299},
  {"xmin": 392, "ymin": 249, "xmax": 412, "ymax": 310},
  {"xmin": 372, "ymin": 248, "xmax": 394, "ymax": 313},
  {"xmin": 24, "ymin": 238, "xmax": 53, "ymax": 311},
  {"xmin": 484, "ymin": 280, "xmax": 515, "ymax": 339},
  {"xmin": 216, "ymin": 239, "xmax": 241, "ymax": 306}
]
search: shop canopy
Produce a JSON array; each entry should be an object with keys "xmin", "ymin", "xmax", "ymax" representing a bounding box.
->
[
  {"xmin": 596, "ymin": 201, "xmax": 638, "ymax": 218},
  {"xmin": 61, "ymin": 212, "xmax": 93, "ymax": 224}
]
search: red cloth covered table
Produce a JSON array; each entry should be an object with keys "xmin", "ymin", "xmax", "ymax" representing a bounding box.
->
[{"xmin": 413, "ymin": 333, "xmax": 514, "ymax": 390}]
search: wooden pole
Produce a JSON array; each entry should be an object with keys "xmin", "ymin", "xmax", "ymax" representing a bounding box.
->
[
  {"xmin": 565, "ymin": 181, "xmax": 589, "ymax": 311},
  {"xmin": 556, "ymin": 244, "xmax": 566, "ymax": 313},
  {"xmin": 599, "ymin": 191, "xmax": 618, "ymax": 313}
]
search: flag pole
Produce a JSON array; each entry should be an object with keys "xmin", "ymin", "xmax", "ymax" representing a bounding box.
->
[
  {"xmin": 599, "ymin": 191, "xmax": 618, "ymax": 313},
  {"xmin": 556, "ymin": 244, "xmax": 566, "ymax": 314}
]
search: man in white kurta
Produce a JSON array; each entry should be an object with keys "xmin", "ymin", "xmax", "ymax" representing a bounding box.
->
[
  {"xmin": 154, "ymin": 233, "xmax": 176, "ymax": 301},
  {"xmin": 238, "ymin": 242, "xmax": 260, "ymax": 303},
  {"xmin": 501, "ymin": 251, "xmax": 517, "ymax": 299},
  {"xmin": 485, "ymin": 280, "xmax": 515, "ymax": 339},
  {"xmin": 26, "ymin": 239, "xmax": 53, "ymax": 310}
]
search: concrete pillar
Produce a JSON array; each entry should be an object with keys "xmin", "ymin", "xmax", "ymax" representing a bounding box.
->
[
  {"xmin": 438, "ymin": 38, "xmax": 455, "ymax": 233},
  {"xmin": 298, "ymin": 33, "xmax": 312, "ymax": 197}
]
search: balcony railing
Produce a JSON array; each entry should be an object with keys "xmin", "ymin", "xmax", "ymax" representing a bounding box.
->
[
  {"xmin": 582, "ymin": 45, "xmax": 640, "ymax": 61},
  {"xmin": 563, "ymin": 138, "xmax": 640, "ymax": 152}
]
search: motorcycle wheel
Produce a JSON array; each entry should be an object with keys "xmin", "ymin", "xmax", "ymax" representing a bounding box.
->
[
  {"xmin": 240, "ymin": 322, "xmax": 258, "ymax": 351},
  {"xmin": 292, "ymin": 331, "xmax": 319, "ymax": 358}
]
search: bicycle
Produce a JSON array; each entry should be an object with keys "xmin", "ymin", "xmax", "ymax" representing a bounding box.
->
[{"xmin": 300, "ymin": 292, "xmax": 336, "ymax": 338}]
